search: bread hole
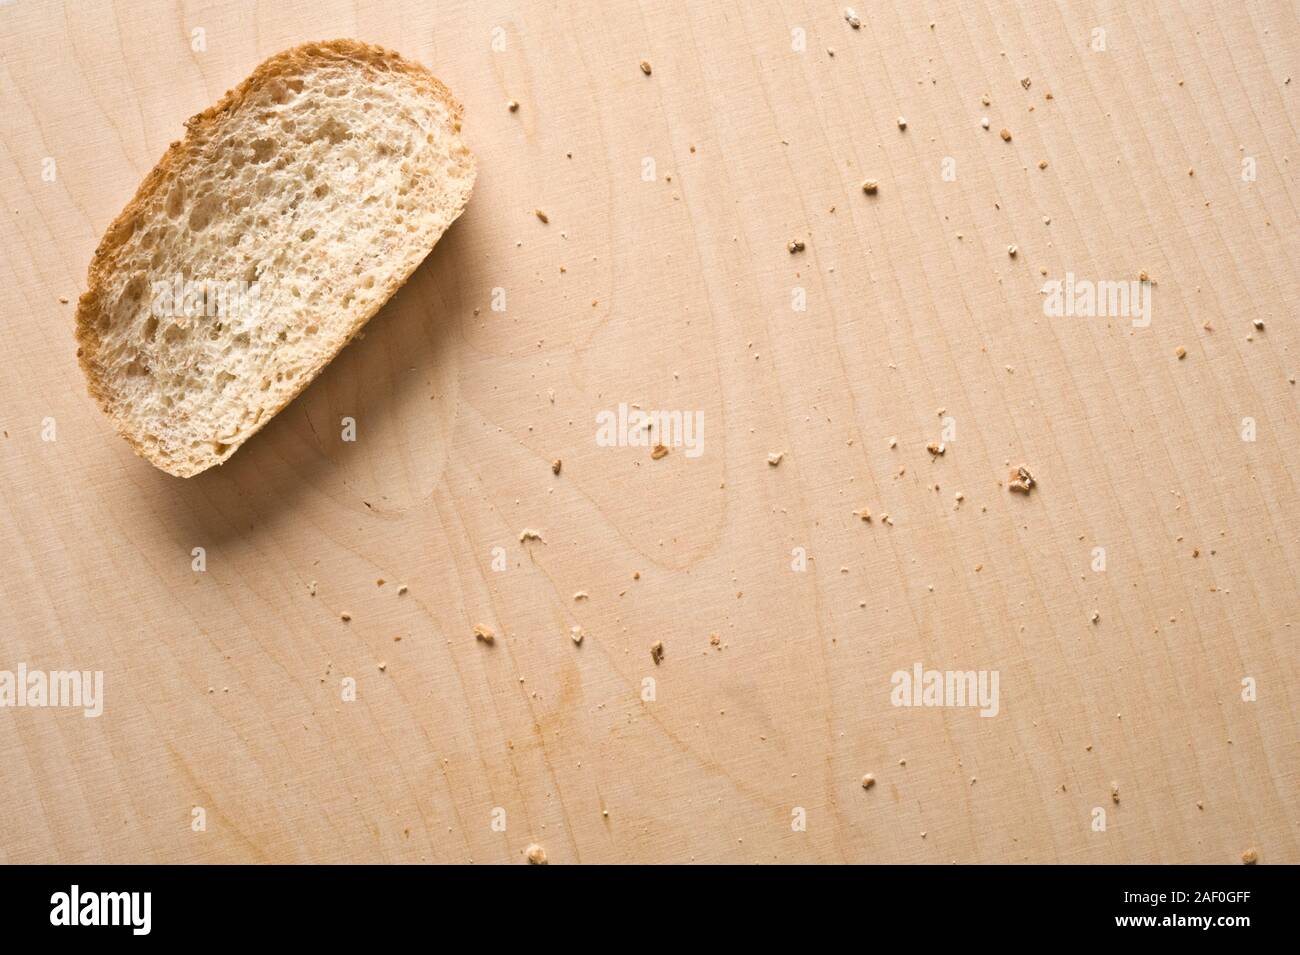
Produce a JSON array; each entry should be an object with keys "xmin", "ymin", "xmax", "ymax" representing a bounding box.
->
[
  {"xmin": 125, "ymin": 358, "xmax": 149, "ymax": 377},
  {"xmin": 123, "ymin": 274, "xmax": 147, "ymax": 303},
  {"xmin": 249, "ymin": 137, "xmax": 277, "ymax": 165},
  {"xmin": 285, "ymin": 78, "xmax": 304, "ymax": 93},
  {"xmin": 213, "ymin": 442, "xmax": 230, "ymax": 455},
  {"xmin": 216, "ymin": 370, "xmax": 236, "ymax": 389},
  {"xmin": 361, "ymin": 274, "xmax": 375, "ymax": 289},
  {"xmin": 161, "ymin": 323, "xmax": 185, "ymax": 343},
  {"xmin": 300, "ymin": 228, "xmax": 315, "ymax": 242},
  {"xmin": 304, "ymin": 323, "xmax": 318, "ymax": 334},
  {"xmin": 313, "ymin": 183, "xmax": 329, "ymax": 199},
  {"xmin": 164, "ymin": 182, "xmax": 185, "ymax": 218},
  {"xmin": 277, "ymin": 330, "xmax": 287, "ymax": 342},
  {"xmin": 313, "ymin": 116, "xmax": 352, "ymax": 144},
  {"xmin": 233, "ymin": 332, "xmax": 251, "ymax": 347},
  {"xmin": 143, "ymin": 315, "xmax": 159, "ymax": 340},
  {"xmin": 188, "ymin": 195, "xmax": 220, "ymax": 232},
  {"xmin": 260, "ymin": 378, "xmax": 271, "ymax": 391}
]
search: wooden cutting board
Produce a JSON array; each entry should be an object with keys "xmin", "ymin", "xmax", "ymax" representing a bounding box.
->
[{"xmin": 1, "ymin": 0, "xmax": 1296, "ymax": 864}]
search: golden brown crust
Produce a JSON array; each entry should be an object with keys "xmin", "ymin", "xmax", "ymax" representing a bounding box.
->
[{"xmin": 75, "ymin": 39, "xmax": 473, "ymax": 477}]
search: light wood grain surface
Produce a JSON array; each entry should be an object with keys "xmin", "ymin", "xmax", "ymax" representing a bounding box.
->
[{"xmin": 1, "ymin": 0, "xmax": 1296, "ymax": 864}]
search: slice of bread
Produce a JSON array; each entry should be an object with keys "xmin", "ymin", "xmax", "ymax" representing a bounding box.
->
[{"xmin": 75, "ymin": 40, "xmax": 476, "ymax": 477}]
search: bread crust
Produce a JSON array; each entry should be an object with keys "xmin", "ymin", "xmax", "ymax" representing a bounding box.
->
[{"xmin": 75, "ymin": 39, "xmax": 475, "ymax": 477}]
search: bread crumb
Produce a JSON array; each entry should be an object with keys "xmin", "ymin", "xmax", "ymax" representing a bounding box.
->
[
  {"xmin": 573, "ymin": 591, "xmax": 589, "ymax": 601},
  {"xmin": 58, "ymin": 295, "xmax": 69, "ymax": 304},
  {"xmin": 1037, "ymin": 159, "xmax": 1048, "ymax": 170},
  {"xmin": 397, "ymin": 584, "xmax": 408, "ymax": 596},
  {"xmin": 534, "ymin": 209, "xmax": 549, "ymax": 224},
  {"xmin": 1175, "ymin": 346, "xmax": 1187, "ymax": 359},
  {"xmin": 308, "ymin": 581, "xmax": 317, "ymax": 597},
  {"xmin": 767, "ymin": 451, "xmax": 785, "ymax": 466},
  {"xmin": 639, "ymin": 60, "xmax": 652, "ymax": 75},
  {"xmin": 926, "ymin": 441, "xmax": 946, "ymax": 456},
  {"xmin": 1000, "ymin": 127, "xmax": 1012, "ymax": 141},
  {"xmin": 1020, "ymin": 76, "xmax": 1031, "ymax": 89},
  {"xmin": 507, "ymin": 99, "xmax": 519, "ymax": 112},
  {"xmin": 570, "ymin": 625, "xmax": 584, "ymax": 645},
  {"xmin": 650, "ymin": 640, "xmax": 665, "ymax": 665},
  {"xmin": 861, "ymin": 773, "xmax": 876, "ymax": 790},
  {"xmin": 519, "ymin": 528, "xmax": 546, "ymax": 543},
  {"xmin": 1091, "ymin": 610, "xmax": 1100, "ymax": 624},
  {"xmin": 551, "ymin": 458, "xmax": 562, "ymax": 475},
  {"xmin": 861, "ymin": 179, "xmax": 879, "ymax": 194},
  {"xmin": 1008, "ymin": 465, "xmax": 1035, "ymax": 494},
  {"xmin": 853, "ymin": 507, "xmax": 872, "ymax": 522},
  {"xmin": 980, "ymin": 117, "xmax": 990, "ymax": 129},
  {"xmin": 474, "ymin": 624, "xmax": 496, "ymax": 645},
  {"xmin": 526, "ymin": 843, "xmax": 548, "ymax": 864},
  {"xmin": 377, "ymin": 661, "xmax": 387, "ymax": 672},
  {"xmin": 651, "ymin": 443, "xmax": 669, "ymax": 460},
  {"xmin": 889, "ymin": 436, "xmax": 898, "ymax": 449},
  {"xmin": 844, "ymin": 8, "xmax": 861, "ymax": 28},
  {"xmin": 897, "ymin": 116, "xmax": 907, "ymax": 130},
  {"xmin": 709, "ymin": 632, "xmax": 721, "ymax": 648},
  {"xmin": 340, "ymin": 611, "xmax": 351, "ymax": 622},
  {"xmin": 787, "ymin": 238, "xmax": 805, "ymax": 253},
  {"xmin": 1241, "ymin": 847, "xmax": 1258, "ymax": 864},
  {"xmin": 1252, "ymin": 318, "xmax": 1264, "ymax": 330},
  {"xmin": 1007, "ymin": 244, "xmax": 1018, "ymax": 258},
  {"xmin": 1110, "ymin": 782, "xmax": 1120, "ymax": 804}
]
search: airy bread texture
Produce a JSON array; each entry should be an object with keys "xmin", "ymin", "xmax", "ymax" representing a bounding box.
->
[{"xmin": 75, "ymin": 40, "xmax": 476, "ymax": 477}]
